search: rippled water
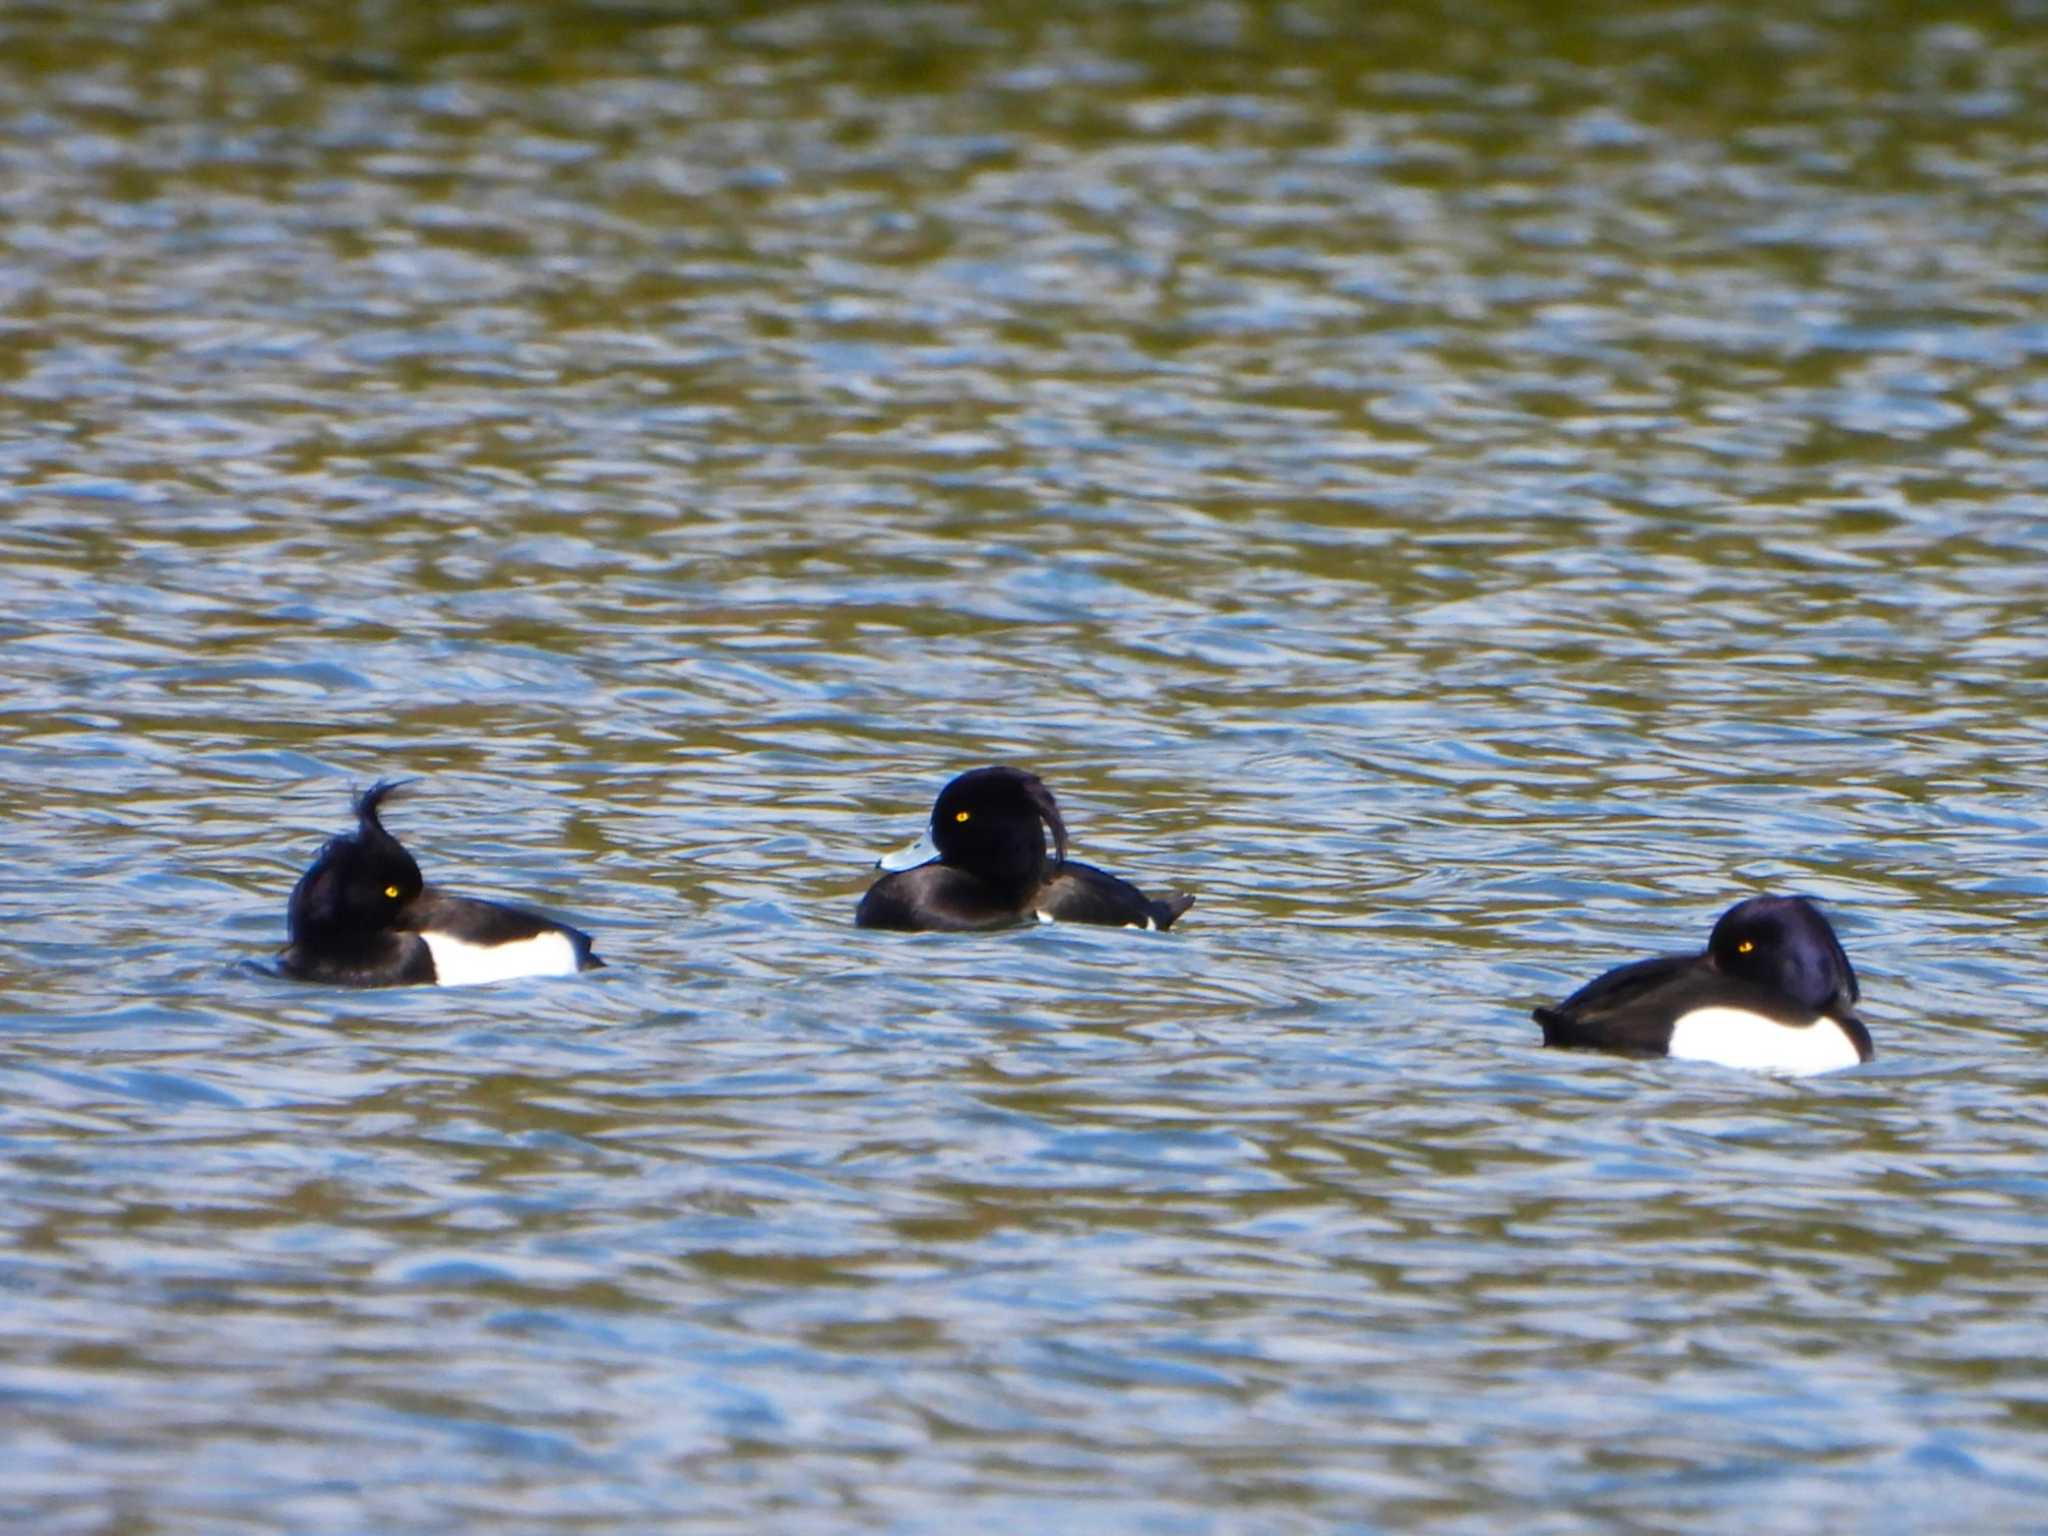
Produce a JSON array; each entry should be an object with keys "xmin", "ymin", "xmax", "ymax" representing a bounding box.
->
[{"xmin": 6, "ymin": 2, "xmax": 2048, "ymax": 1530}]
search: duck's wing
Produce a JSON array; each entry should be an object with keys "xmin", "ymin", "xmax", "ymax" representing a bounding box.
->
[
  {"xmin": 1532, "ymin": 951, "xmax": 1703, "ymax": 1054},
  {"xmin": 1036, "ymin": 861, "xmax": 1193, "ymax": 930},
  {"xmin": 403, "ymin": 888, "xmax": 602, "ymax": 969}
]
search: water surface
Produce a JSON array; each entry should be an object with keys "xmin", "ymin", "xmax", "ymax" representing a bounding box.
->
[{"xmin": 5, "ymin": 2, "xmax": 2048, "ymax": 1531}]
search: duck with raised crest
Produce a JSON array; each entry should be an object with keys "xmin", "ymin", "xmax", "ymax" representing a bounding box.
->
[{"xmin": 279, "ymin": 781, "xmax": 602, "ymax": 987}]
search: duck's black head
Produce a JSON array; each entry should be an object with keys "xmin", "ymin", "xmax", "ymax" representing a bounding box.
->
[
  {"xmin": 926, "ymin": 765, "xmax": 1068, "ymax": 890},
  {"xmin": 1708, "ymin": 895, "xmax": 1859, "ymax": 1018},
  {"xmin": 287, "ymin": 781, "xmax": 426, "ymax": 953}
]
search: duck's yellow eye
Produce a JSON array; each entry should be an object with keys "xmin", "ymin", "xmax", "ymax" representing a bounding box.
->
[
  {"xmin": 385, "ymin": 884, "xmax": 401, "ymax": 900},
  {"xmin": 954, "ymin": 810, "xmax": 971, "ymax": 823},
  {"xmin": 1736, "ymin": 939, "xmax": 1754, "ymax": 954}
]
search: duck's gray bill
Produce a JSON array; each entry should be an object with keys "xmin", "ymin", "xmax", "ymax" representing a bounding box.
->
[{"xmin": 875, "ymin": 826, "xmax": 937, "ymax": 872}]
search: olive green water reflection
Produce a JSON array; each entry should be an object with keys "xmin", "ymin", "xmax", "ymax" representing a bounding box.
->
[{"xmin": 4, "ymin": 1, "xmax": 2048, "ymax": 1530}]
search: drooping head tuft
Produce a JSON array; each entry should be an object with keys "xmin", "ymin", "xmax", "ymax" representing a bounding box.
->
[
  {"xmin": 1012, "ymin": 769, "xmax": 1068, "ymax": 868},
  {"xmin": 927, "ymin": 765, "xmax": 1069, "ymax": 883}
]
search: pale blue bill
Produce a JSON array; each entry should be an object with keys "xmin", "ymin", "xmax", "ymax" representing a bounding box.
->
[{"xmin": 875, "ymin": 826, "xmax": 937, "ymax": 871}]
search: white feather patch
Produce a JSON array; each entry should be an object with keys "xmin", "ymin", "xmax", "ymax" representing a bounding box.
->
[
  {"xmin": 421, "ymin": 928, "xmax": 582, "ymax": 987},
  {"xmin": 1035, "ymin": 910, "xmax": 1055, "ymax": 924},
  {"xmin": 1666, "ymin": 1006, "xmax": 1865, "ymax": 1076}
]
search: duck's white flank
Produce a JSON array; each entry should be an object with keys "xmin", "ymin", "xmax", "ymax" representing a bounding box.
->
[
  {"xmin": 1666, "ymin": 1006, "xmax": 1864, "ymax": 1076},
  {"xmin": 421, "ymin": 929, "xmax": 581, "ymax": 987}
]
